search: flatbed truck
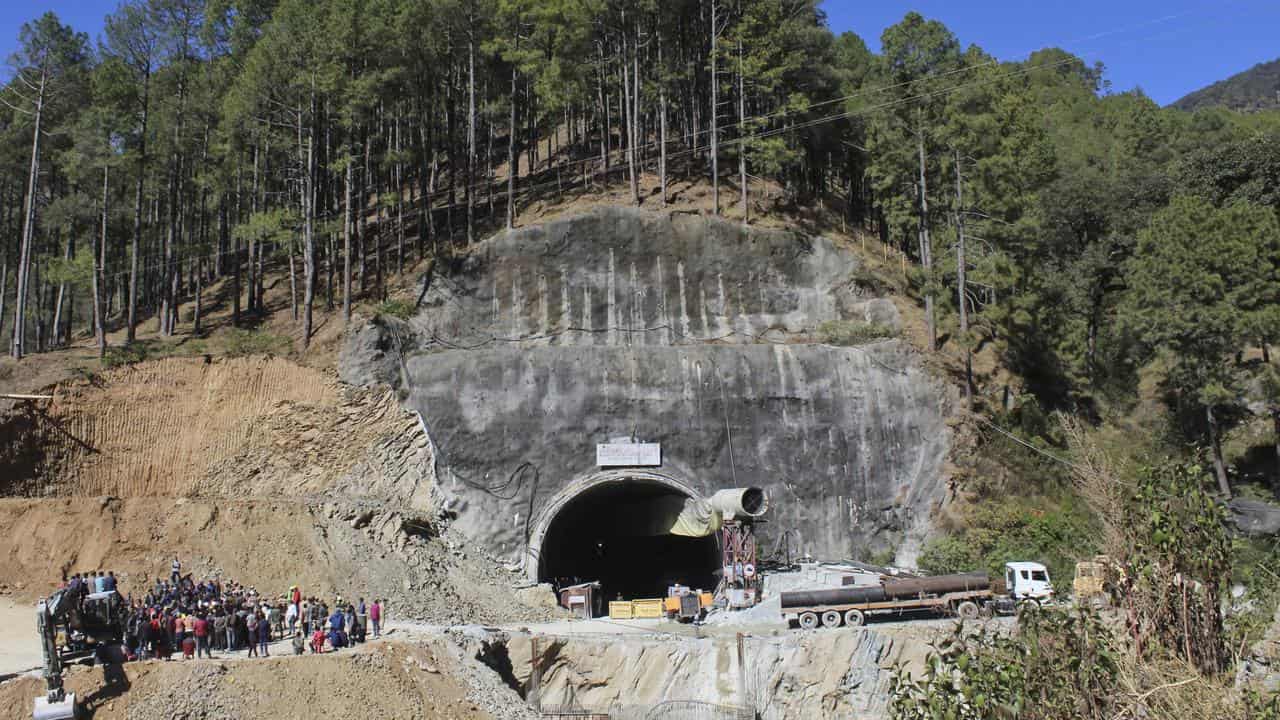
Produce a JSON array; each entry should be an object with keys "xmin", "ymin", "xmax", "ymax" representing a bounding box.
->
[{"xmin": 781, "ymin": 561, "xmax": 1054, "ymax": 629}]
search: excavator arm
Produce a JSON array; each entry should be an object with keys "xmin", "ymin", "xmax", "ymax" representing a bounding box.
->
[{"xmin": 33, "ymin": 588, "xmax": 82, "ymax": 720}]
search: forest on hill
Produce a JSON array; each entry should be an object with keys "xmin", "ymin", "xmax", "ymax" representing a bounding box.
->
[
  {"xmin": 3, "ymin": 1, "xmax": 1280, "ymax": 715},
  {"xmin": 9, "ymin": 3, "xmax": 1277, "ymax": 493},
  {"xmin": 2, "ymin": 0, "xmax": 1279, "ymax": 546},
  {"xmin": 1173, "ymin": 57, "xmax": 1280, "ymax": 112}
]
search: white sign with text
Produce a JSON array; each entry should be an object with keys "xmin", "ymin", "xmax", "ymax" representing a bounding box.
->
[{"xmin": 596, "ymin": 442, "xmax": 662, "ymax": 467}]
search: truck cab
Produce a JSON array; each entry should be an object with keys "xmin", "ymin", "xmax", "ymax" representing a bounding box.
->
[{"xmin": 1004, "ymin": 562, "xmax": 1054, "ymax": 604}]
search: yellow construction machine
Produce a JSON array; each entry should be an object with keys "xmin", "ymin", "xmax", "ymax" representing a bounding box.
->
[{"xmin": 1073, "ymin": 555, "xmax": 1123, "ymax": 607}]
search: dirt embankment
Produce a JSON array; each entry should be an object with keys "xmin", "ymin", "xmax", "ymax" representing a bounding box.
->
[
  {"xmin": 0, "ymin": 356, "xmax": 426, "ymax": 501},
  {"xmin": 0, "ymin": 495, "xmax": 549, "ymax": 626},
  {"xmin": 0, "ymin": 354, "xmax": 559, "ymax": 626},
  {"xmin": 0, "ymin": 638, "xmax": 519, "ymax": 720}
]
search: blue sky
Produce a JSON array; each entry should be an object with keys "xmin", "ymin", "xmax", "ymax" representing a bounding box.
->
[
  {"xmin": 2, "ymin": 1, "xmax": 1278, "ymax": 106},
  {"xmin": 821, "ymin": 0, "xmax": 1280, "ymax": 105}
]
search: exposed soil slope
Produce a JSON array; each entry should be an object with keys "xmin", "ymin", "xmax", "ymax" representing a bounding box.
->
[
  {"xmin": 0, "ymin": 639, "xmax": 510, "ymax": 720},
  {"xmin": 0, "ymin": 496, "xmax": 544, "ymax": 626},
  {"xmin": 0, "ymin": 352, "xmax": 559, "ymax": 625}
]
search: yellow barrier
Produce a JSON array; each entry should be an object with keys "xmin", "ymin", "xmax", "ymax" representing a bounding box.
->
[
  {"xmin": 608, "ymin": 601, "xmax": 634, "ymax": 620},
  {"xmin": 632, "ymin": 599, "xmax": 665, "ymax": 619}
]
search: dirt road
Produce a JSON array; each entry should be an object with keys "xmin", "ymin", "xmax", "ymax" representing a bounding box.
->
[{"xmin": 0, "ymin": 597, "xmax": 40, "ymax": 678}]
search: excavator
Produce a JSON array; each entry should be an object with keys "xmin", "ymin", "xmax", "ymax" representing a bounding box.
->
[{"xmin": 32, "ymin": 585, "xmax": 128, "ymax": 720}]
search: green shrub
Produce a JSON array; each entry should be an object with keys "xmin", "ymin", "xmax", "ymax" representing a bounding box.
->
[
  {"xmin": 917, "ymin": 535, "xmax": 981, "ymax": 576},
  {"xmin": 221, "ymin": 328, "xmax": 291, "ymax": 357},
  {"xmin": 101, "ymin": 342, "xmax": 158, "ymax": 368},
  {"xmin": 1123, "ymin": 458, "xmax": 1231, "ymax": 673},
  {"xmin": 1229, "ymin": 535, "xmax": 1280, "ymax": 652},
  {"xmin": 890, "ymin": 606, "xmax": 1120, "ymax": 720},
  {"xmin": 1245, "ymin": 689, "xmax": 1280, "ymax": 720},
  {"xmin": 868, "ymin": 548, "xmax": 897, "ymax": 567},
  {"xmin": 816, "ymin": 319, "xmax": 897, "ymax": 345},
  {"xmin": 918, "ymin": 495, "xmax": 1100, "ymax": 585},
  {"xmin": 375, "ymin": 298, "xmax": 416, "ymax": 321}
]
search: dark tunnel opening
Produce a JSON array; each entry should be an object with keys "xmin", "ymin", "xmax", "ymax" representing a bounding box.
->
[{"xmin": 537, "ymin": 480, "xmax": 720, "ymax": 605}]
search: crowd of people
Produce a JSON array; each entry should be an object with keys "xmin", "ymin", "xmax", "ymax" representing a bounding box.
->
[
  {"xmin": 63, "ymin": 570, "xmax": 119, "ymax": 595},
  {"xmin": 64, "ymin": 557, "xmax": 386, "ymax": 662}
]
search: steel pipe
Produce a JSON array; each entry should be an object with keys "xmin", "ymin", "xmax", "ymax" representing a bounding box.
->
[
  {"xmin": 780, "ymin": 586, "xmax": 886, "ymax": 608},
  {"xmin": 780, "ymin": 572, "xmax": 990, "ymax": 609},
  {"xmin": 881, "ymin": 572, "xmax": 989, "ymax": 599}
]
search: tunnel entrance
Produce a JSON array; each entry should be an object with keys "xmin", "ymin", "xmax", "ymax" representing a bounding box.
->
[{"xmin": 536, "ymin": 478, "xmax": 720, "ymax": 603}]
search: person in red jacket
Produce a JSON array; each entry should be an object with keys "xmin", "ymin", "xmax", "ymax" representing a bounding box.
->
[
  {"xmin": 193, "ymin": 613, "xmax": 212, "ymax": 658},
  {"xmin": 369, "ymin": 599, "xmax": 382, "ymax": 638}
]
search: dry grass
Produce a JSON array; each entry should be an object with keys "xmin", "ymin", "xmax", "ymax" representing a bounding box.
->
[
  {"xmin": 1061, "ymin": 415, "xmax": 1133, "ymax": 561},
  {"xmin": 1114, "ymin": 656, "xmax": 1251, "ymax": 720}
]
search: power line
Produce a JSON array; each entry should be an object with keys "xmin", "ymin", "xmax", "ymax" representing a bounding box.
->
[{"xmin": 966, "ymin": 410, "xmax": 1080, "ymax": 471}]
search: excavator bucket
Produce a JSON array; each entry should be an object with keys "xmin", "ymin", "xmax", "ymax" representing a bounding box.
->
[{"xmin": 33, "ymin": 693, "xmax": 78, "ymax": 720}]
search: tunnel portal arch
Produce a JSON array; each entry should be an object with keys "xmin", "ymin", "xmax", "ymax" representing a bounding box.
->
[{"xmin": 525, "ymin": 469, "xmax": 721, "ymax": 602}]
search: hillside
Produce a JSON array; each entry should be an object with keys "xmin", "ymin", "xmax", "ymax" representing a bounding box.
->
[
  {"xmin": 1172, "ymin": 58, "xmax": 1280, "ymax": 111},
  {"xmin": 4, "ymin": 3, "xmax": 1280, "ymax": 717}
]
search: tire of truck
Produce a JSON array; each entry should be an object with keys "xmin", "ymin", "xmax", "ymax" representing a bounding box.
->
[
  {"xmin": 798, "ymin": 612, "xmax": 819, "ymax": 630},
  {"xmin": 844, "ymin": 609, "xmax": 866, "ymax": 627},
  {"xmin": 956, "ymin": 601, "xmax": 980, "ymax": 620},
  {"xmin": 1018, "ymin": 599, "xmax": 1041, "ymax": 618},
  {"xmin": 821, "ymin": 611, "xmax": 842, "ymax": 629}
]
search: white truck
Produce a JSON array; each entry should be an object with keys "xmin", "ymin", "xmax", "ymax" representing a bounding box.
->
[{"xmin": 782, "ymin": 561, "xmax": 1055, "ymax": 629}]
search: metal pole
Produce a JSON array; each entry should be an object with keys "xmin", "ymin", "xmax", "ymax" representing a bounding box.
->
[{"xmin": 530, "ymin": 635, "xmax": 542, "ymax": 713}]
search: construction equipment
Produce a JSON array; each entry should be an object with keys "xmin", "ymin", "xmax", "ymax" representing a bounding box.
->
[
  {"xmin": 33, "ymin": 587, "xmax": 128, "ymax": 720},
  {"xmin": 1073, "ymin": 555, "xmax": 1123, "ymax": 607},
  {"xmin": 663, "ymin": 586, "xmax": 713, "ymax": 622},
  {"xmin": 604, "ymin": 588, "xmax": 712, "ymax": 622},
  {"xmin": 781, "ymin": 561, "xmax": 1055, "ymax": 629},
  {"xmin": 713, "ymin": 487, "xmax": 767, "ymax": 609}
]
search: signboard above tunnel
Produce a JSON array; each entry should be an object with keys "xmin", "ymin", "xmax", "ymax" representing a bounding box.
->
[{"xmin": 596, "ymin": 443, "xmax": 662, "ymax": 467}]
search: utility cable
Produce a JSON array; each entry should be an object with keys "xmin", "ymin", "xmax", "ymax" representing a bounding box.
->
[{"xmin": 964, "ymin": 410, "xmax": 1080, "ymax": 471}]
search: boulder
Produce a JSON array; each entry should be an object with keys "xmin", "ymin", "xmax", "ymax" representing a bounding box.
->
[
  {"xmin": 513, "ymin": 583, "xmax": 559, "ymax": 610},
  {"xmin": 1230, "ymin": 498, "xmax": 1280, "ymax": 536}
]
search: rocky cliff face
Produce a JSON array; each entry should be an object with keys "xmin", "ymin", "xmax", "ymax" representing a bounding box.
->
[
  {"xmin": 502, "ymin": 626, "xmax": 916, "ymax": 719},
  {"xmin": 340, "ymin": 207, "xmax": 951, "ymax": 568}
]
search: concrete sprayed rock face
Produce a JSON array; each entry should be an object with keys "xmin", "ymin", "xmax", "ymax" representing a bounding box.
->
[
  {"xmin": 504, "ymin": 628, "xmax": 910, "ymax": 720},
  {"xmin": 341, "ymin": 207, "xmax": 950, "ymax": 569}
]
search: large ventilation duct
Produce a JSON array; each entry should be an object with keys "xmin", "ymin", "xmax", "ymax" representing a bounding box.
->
[
  {"xmin": 616, "ymin": 495, "xmax": 723, "ymax": 538},
  {"xmin": 609, "ymin": 488, "xmax": 767, "ymax": 539},
  {"xmin": 709, "ymin": 487, "xmax": 769, "ymax": 520}
]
